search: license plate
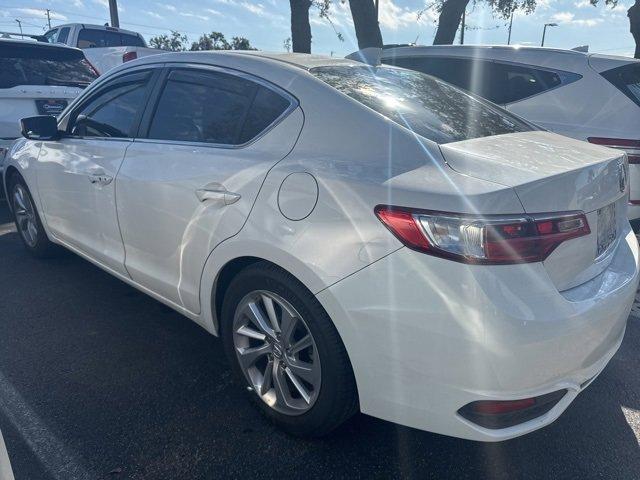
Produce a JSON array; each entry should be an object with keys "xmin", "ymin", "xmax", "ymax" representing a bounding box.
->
[
  {"xmin": 35, "ymin": 99, "xmax": 68, "ymax": 116},
  {"xmin": 596, "ymin": 203, "xmax": 617, "ymax": 257}
]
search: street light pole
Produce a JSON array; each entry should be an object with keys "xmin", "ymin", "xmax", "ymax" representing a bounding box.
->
[
  {"xmin": 109, "ymin": 0, "xmax": 120, "ymax": 28},
  {"xmin": 15, "ymin": 19, "xmax": 22, "ymax": 36},
  {"xmin": 541, "ymin": 22, "xmax": 558, "ymax": 47},
  {"xmin": 46, "ymin": 9, "xmax": 51, "ymax": 30}
]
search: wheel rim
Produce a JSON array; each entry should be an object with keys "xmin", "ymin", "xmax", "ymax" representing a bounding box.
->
[
  {"xmin": 233, "ymin": 290, "xmax": 321, "ymax": 416},
  {"xmin": 12, "ymin": 184, "xmax": 38, "ymax": 248}
]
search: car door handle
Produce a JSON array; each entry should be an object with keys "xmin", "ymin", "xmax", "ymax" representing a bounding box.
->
[
  {"xmin": 195, "ymin": 187, "xmax": 241, "ymax": 205},
  {"xmin": 88, "ymin": 172, "xmax": 113, "ymax": 186}
]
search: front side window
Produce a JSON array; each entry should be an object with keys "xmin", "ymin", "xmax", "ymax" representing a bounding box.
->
[
  {"xmin": 147, "ymin": 69, "xmax": 291, "ymax": 145},
  {"xmin": 0, "ymin": 44, "xmax": 98, "ymax": 89},
  {"xmin": 311, "ymin": 65, "xmax": 533, "ymax": 145},
  {"xmin": 69, "ymin": 71, "xmax": 151, "ymax": 138}
]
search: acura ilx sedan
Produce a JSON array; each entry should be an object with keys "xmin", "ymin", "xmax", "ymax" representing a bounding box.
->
[{"xmin": 4, "ymin": 51, "xmax": 639, "ymax": 441}]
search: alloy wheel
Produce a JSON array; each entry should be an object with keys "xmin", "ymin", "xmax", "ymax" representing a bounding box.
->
[
  {"xmin": 12, "ymin": 184, "xmax": 38, "ymax": 248},
  {"xmin": 232, "ymin": 290, "xmax": 321, "ymax": 416}
]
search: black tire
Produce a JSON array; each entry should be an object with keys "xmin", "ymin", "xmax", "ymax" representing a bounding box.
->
[
  {"xmin": 221, "ymin": 262, "xmax": 358, "ymax": 437},
  {"xmin": 8, "ymin": 173, "xmax": 59, "ymax": 258}
]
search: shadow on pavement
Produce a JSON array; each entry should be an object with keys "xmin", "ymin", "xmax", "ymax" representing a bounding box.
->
[{"xmin": 0, "ymin": 201, "xmax": 638, "ymax": 480}]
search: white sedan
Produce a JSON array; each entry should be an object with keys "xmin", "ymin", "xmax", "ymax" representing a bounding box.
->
[{"xmin": 4, "ymin": 51, "xmax": 639, "ymax": 441}]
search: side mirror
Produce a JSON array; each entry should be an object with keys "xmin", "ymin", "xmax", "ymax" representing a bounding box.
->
[{"xmin": 20, "ymin": 116, "xmax": 60, "ymax": 141}]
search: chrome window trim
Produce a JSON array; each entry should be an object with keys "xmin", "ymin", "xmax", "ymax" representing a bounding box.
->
[{"xmin": 136, "ymin": 62, "xmax": 299, "ymax": 150}]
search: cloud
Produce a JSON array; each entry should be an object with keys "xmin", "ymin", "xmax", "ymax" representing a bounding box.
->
[
  {"xmin": 158, "ymin": 3, "xmax": 176, "ymax": 11},
  {"xmin": 205, "ymin": 8, "xmax": 222, "ymax": 16},
  {"xmin": 551, "ymin": 11, "xmax": 575, "ymax": 22},
  {"xmin": 574, "ymin": 0, "xmax": 593, "ymax": 7},
  {"xmin": 179, "ymin": 12, "xmax": 211, "ymax": 21},
  {"xmin": 91, "ymin": 0, "xmax": 124, "ymax": 12},
  {"xmin": 239, "ymin": 2, "xmax": 285, "ymax": 22},
  {"xmin": 143, "ymin": 10, "xmax": 164, "ymax": 20},
  {"xmin": 550, "ymin": 11, "xmax": 602, "ymax": 26},
  {"xmin": 379, "ymin": 0, "xmax": 436, "ymax": 29},
  {"xmin": 14, "ymin": 8, "xmax": 67, "ymax": 20}
]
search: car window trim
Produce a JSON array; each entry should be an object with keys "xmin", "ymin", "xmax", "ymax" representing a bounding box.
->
[
  {"xmin": 385, "ymin": 54, "xmax": 583, "ymax": 106},
  {"xmin": 59, "ymin": 65, "xmax": 163, "ymax": 141},
  {"xmin": 135, "ymin": 62, "xmax": 299, "ymax": 150}
]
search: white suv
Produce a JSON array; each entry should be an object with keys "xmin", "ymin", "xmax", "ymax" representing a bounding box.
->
[
  {"xmin": 0, "ymin": 39, "xmax": 98, "ymax": 178},
  {"xmin": 381, "ymin": 45, "xmax": 640, "ymax": 227}
]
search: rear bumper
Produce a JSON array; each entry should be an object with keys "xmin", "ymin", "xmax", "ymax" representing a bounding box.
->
[{"xmin": 317, "ymin": 226, "xmax": 639, "ymax": 441}]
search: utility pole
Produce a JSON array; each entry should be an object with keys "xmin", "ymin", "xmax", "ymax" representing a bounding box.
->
[
  {"xmin": 46, "ymin": 9, "xmax": 52, "ymax": 30},
  {"xmin": 460, "ymin": 10, "xmax": 465, "ymax": 45},
  {"xmin": 507, "ymin": 11, "xmax": 513, "ymax": 45},
  {"xmin": 375, "ymin": 0, "xmax": 379, "ymax": 20},
  {"xmin": 109, "ymin": 0, "xmax": 120, "ymax": 28},
  {"xmin": 15, "ymin": 19, "xmax": 22, "ymax": 36}
]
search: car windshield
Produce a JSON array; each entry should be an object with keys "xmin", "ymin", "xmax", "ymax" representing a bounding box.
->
[
  {"xmin": 311, "ymin": 65, "xmax": 534, "ymax": 144},
  {"xmin": 0, "ymin": 43, "xmax": 98, "ymax": 89}
]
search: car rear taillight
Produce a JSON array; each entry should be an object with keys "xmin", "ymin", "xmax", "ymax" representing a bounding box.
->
[
  {"xmin": 588, "ymin": 137, "xmax": 639, "ymax": 204},
  {"xmin": 375, "ymin": 206, "xmax": 590, "ymax": 265},
  {"xmin": 587, "ymin": 137, "xmax": 640, "ymax": 164},
  {"xmin": 123, "ymin": 51, "xmax": 138, "ymax": 63}
]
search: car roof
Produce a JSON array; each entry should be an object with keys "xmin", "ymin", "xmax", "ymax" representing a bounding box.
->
[
  {"xmin": 129, "ymin": 50, "xmax": 362, "ymax": 71},
  {"xmin": 380, "ymin": 44, "xmax": 639, "ymax": 74},
  {"xmin": 51, "ymin": 23, "xmax": 142, "ymax": 37},
  {"xmin": 382, "ymin": 44, "xmax": 589, "ymax": 59},
  {"xmin": 0, "ymin": 37, "xmax": 82, "ymax": 51}
]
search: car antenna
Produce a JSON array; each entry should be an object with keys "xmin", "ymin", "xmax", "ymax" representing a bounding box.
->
[{"xmin": 345, "ymin": 47, "xmax": 382, "ymax": 66}]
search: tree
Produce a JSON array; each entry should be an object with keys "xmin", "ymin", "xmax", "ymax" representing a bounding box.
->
[
  {"xmin": 348, "ymin": 0, "xmax": 383, "ymax": 49},
  {"xmin": 289, "ymin": 0, "xmax": 313, "ymax": 53},
  {"xmin": 230, "ymin": 37, "xmax": 257, "ymax": 50},
  {"xmin": 189, "ymin": 32, "xmax": 257, "ymax": 51},
  {"xmin": 149, "ymin": 30, "xmax": 188, "ymax": 51},
  {"xmin": 190, "ymin": 32, "xmax": 231, "ymax": 50}
]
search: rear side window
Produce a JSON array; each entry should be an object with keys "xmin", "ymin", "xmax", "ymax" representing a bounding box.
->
[
  {"xmin": 311, "ymin": 65, "xmax": 533, "ymax": 145},
  {"xmin": 386, "ymin": 56, "xmax": 579, "ymax": 104},
  {"xmin": 601, "ymin": 63, "xmax": 640, "ymax": 108},
  {"xmin": 77, "ymin": 29, "xmax": 145, "ymax": 48},
  {"xmin": 0, "ymin": 44, "xmax": 98, "ymax": 89},
  {"xmin": 57, "ymin": 27, "xmax": 70, "ymax": 44},
  {"xmin": 68, "ymin": 71, "xmax": 152, "ymax": 138},
  {"xmin": 147, "ymin": 69, "xmax": 291, "ymax": 145}
]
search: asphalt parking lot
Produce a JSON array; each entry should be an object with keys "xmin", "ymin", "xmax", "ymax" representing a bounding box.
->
[{"xmin": 1, "ymin": 199, "xmax": 639, "ymax": 480}]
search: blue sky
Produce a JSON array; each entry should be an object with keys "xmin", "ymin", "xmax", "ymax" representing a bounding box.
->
[{"xmin": 1, "ymin": 0, "xmax": 636, "ymax": 57}]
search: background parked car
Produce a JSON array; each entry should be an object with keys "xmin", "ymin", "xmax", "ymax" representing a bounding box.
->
[
  {"xmin": 381, "ymin": 45, "xmax": 640, "ymax": 227},
  {"xmin": 43, "ymin": 23, "xmax": 162, "ymax": 74},
  {"xmin": 0, "ymin": 39, "xmax": 98, "ymax": 190}
]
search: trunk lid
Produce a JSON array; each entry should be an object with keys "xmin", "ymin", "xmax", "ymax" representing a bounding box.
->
[
  {"xmin": 440, "ymin": 131, "xmax": 628, "ymax": 291},
  {"xmin": 0, "ymin": 86, "xmax": 82, "ymax": 138}
]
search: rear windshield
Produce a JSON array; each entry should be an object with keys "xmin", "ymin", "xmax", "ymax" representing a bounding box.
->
[
  {"xmin": 78, "ymin": 29, "xmax": 146, "ymax": 48},
  {"xmin": 601, "ymin": 63, "xmax": 640, "ymax": 108},
  {"xmin": 311, "ymin": 65, "xmax": 534, "ymax": 144},
  {"xmin": 0, "ymin": 44, "xmax": 98, "ymax": 89}
]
